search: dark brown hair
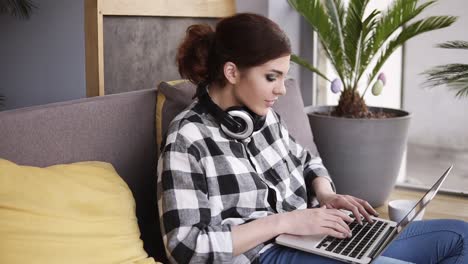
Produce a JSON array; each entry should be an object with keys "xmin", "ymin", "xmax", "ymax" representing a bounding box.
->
[{"xmin": 177, "ymin": 13, "xmax": 291, "ymax": 98}]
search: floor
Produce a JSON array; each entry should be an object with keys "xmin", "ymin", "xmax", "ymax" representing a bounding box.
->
[{"xmin": 404, "ymin": 143, "xmax": 468, "ymax": 194}]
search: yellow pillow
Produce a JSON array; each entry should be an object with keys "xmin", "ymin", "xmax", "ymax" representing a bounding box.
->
[{"xmin": 0, "ymin": 159, "xmax": 157, "ymax": 264}]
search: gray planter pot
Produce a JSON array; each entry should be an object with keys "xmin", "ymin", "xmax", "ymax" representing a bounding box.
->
[{"xmin": 307, "ymin": 106, "xmax": 411, "ymax": 207}]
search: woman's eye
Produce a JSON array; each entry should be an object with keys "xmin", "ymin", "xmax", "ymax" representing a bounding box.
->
[{"xmin": 266, "ymin": 74, "xmax": 277, "ymax": 82}]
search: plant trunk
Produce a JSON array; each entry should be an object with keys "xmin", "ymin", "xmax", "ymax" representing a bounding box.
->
[{"xmin": 333, "ymin": 89, "xmax": 368, "ymax": 118}]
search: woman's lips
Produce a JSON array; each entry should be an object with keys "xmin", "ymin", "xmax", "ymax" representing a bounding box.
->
[{"xmin": 265, "ymin": 99, "xmax": 277, "ymax": 107}]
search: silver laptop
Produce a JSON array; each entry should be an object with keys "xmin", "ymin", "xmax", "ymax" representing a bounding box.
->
[{"xmin": 275, "ymin": 165, "xmax": 453, "ymax": 264}]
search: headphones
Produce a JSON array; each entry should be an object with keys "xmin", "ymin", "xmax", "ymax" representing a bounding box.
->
[{"xmin": 198, "ymin": 86, "xmax": 266, "ymax": 140}]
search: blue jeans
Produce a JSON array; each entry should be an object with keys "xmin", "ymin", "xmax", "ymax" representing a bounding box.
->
[{"xmin": 259, "ymin": 219, "xmax": 468, "ymax": 264}]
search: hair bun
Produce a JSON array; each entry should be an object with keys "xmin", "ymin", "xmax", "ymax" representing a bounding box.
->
[{"xmin": 177, "ymin": 24, "xmax": 215, "ymax": 85}]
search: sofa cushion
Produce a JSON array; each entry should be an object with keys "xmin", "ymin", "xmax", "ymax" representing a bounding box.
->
[
  {"xmin": 156, "ymin": 78, "xmax": 317, "ymax": 154},
  {"xmin": 274, "ymin": 78, "xmax": 317, "ymax": 154},
  {"xmin": 0, "ymin": 89, "xmax": 163, "ymax": 261},
  {"xmin": 156, "ymin": 80, "xmax": 196, "ymax": 155},
  {"xmin": 0, "ymin": 159, "xmax": 158, "ymax": 264}
]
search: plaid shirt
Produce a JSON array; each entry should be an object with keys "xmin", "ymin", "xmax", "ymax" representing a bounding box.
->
[{"xmin": 157, "ymin": 101, "xmax": 333, "ymax": 264}]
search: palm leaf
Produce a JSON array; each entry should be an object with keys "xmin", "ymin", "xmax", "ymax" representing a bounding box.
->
[
  {"xmin": 438, "ymin": 76, "xmax": 468, "ymax": 99},
  {"xmin": 373, "ymin": 0, "xmax": 436, "ymax": 55},
  {"xmin": 288, "ymin": 0, "xmax": 347, "ymax": 85},
  {"xmin": 290, "ymin": 54, "xmax": 330, "ymax": 82},
  {"xmin": 437, "ymin": 40, "xmax": 468, "ymax": 49},
  {"xmin": 423, "ymin": 41, "xmax": 468, "ymax": 99},
  {"xmin": 0, "ymin": 0, "xmax": 37, "ymax": 19},
  {"xmin": 424, "ymin": 63, "xmax": 468, "ymax": 98},
  {"xmin": 355, "ymin": 10, "xmax": 380, "ymax": 86},
  {"xmin": 450, "ymin": 77, "xmax": 468, "ymax": 98},
  {"xmin": 325, "ymin": 0, "xmax": 348, "ymax": 81},
  {"xmin": 367, "ymin": 15, "xmax": 457, "ymax": 93},
  {"xmin": 343, "ymin": 0, "xmax": 372, "ymax": 89},
  {"xmin": 425, "ymin": 64, "xmax": 468, "ymax": 81}
]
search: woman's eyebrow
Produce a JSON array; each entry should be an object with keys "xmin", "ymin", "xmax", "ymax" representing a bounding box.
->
[{"xmin": 270, "ymin": 69, "xmax": 284, "ymax": 76}]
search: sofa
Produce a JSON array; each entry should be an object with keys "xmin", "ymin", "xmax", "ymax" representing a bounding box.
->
[{"xmin": 0, "ymin": 79, "xmax": 318, "ymax": 263}]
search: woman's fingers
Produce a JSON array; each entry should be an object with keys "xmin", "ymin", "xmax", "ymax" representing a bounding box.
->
[
  {"xmin": 346, "ymin": 197, "xmax": 374, "ymax": 224},
  {"xmin": 327, "ymin": 208, "xmax": 354, "ymax": 223},
  {"xmin": 356, "ymin": 198, "xmax": 379, "ymax": 217},
  {"xmin": 321, "ymin": 209, "xmax": 353, "ymax": 236},
  {"xmin": 329, "ymin": 195, "xmax": 379, "ymax": 224},
  {"xmin": 322, "ymin": 218, "xmax": 351, "ymax": 237},
  {"xmin": 347, "ymin": 199, "xmax": 371, "ymax": 223},
  {"xmin": 336, "ymin": 199, "xmax": 364, "ymax": 225},
  {"xmin": 321, "ymin": 227, "xmax": 349, "ymax": 239}
]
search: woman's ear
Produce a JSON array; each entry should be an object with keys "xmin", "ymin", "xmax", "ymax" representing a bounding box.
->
[{"xmin": 224, "ymin": 62, "xmax": 239, "ymax": 85}]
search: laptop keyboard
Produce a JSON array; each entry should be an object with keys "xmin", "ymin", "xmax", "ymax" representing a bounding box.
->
[{"xmin": 315, "ymin": 216, "xmax": 389, "ymax": 259}]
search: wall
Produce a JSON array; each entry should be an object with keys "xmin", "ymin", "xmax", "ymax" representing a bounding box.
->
[
  {"xmin": 403, "ymin": 0, "xmax": 468, "ymax": 150},
  {"xmin": 0, "ymin": 0, "xmax": 86, "ymax": 111},
  {"xmin": 1, "ymin": 0, "xmax": 312, "ymax": 110}
]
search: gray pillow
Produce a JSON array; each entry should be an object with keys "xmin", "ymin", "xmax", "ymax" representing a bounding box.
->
[{"xmin": 156, "ymin": 80, "xmax": 196, "ymax": 155}]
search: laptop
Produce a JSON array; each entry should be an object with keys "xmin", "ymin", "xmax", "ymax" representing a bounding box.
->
[{"xmin": 275, "ymin": 165, "xmax": 453, "ymax": 264}]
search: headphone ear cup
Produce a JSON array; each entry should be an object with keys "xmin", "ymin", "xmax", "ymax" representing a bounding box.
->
[
  {"xmin": 221, "ymin": 109, "xmax": 255, "ymax": 140},
  {"xmin": 198, "ymin": 89, "xmax": 265, "ymax": 140}
]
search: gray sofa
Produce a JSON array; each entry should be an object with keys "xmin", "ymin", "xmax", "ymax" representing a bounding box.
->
[{"xmin": 0, "ymin": 79, "xmax": 318, "ymax": 263}]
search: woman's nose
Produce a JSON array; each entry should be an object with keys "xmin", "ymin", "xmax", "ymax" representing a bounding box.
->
[{"xmin": 274, "ymin": 81, "xmax": 286, "ymax": 96}]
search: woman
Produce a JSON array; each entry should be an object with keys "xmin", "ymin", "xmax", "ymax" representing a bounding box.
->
[{"xmin": 157, "ymin": 13, "xmax": 467, "ymax": 264}]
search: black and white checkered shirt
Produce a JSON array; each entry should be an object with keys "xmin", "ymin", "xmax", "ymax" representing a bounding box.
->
[{"xmin": 157, "ymin": 101, "xmax": 333, "ymax": 264}]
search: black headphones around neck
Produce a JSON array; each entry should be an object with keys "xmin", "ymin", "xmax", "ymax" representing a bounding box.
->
[{"xmin": 198, "ymin": 85, "xmax": 266, "ymax": 140}]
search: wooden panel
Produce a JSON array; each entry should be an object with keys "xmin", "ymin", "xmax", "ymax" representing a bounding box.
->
[
  {"xmin": 84, "ymin": 0, "xmax": 236, "ymax": 97},
  {"xmin": 101, "ymin": 0, "xmax": 236, "ymax": 17},
  {"xmin": 84, "ymin": 0, "xmax": 104, "ymax": 97},
  {"xmin": 376, "ymin": 187, "xmax": 468, "ymax": 221}
]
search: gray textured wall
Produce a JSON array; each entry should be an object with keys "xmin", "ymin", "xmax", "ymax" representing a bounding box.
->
[
  {"xmin": 103, "ymin": 16, "xmax": 217, "ymax": 94},
  {"xmin": 0, "ymin": 0, "xmax": 85, "ymax": 111}
]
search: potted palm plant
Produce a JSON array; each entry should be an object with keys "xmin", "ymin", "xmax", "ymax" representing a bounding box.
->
[
  {"xmin": 424, "ymin": 40, "xmax": 468, "ymax": 98},
  {"xmin": 288, "ymin": 0, "xmax": 457, "ymax": 206}
]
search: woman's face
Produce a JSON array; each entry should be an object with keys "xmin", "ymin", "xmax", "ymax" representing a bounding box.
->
[{"xmin": 233, "ymin": 55, "xmax": 290, "ymax": 116}]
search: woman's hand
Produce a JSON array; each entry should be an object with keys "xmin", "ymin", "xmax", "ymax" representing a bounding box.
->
[
  {"xmin": 280, "ymin": 206, "xmax": 354, "ymax": 239},
  {"xmin": 317, "ymin": 193, "xmax": 379, "ymax": 224},
  {"xmin": 312, "ymin": 177, "xmax": 379, "ymax": 224}
]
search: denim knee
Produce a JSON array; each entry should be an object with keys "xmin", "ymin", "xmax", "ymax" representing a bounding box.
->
[{"xmin": 401, "ymin": 219, "xmax": 467, "ymax": 238}]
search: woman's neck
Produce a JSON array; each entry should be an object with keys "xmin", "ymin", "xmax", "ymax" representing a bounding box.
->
[{"xmin": 208, "ymin": 83, "xmax": 240, "ymax": 111}]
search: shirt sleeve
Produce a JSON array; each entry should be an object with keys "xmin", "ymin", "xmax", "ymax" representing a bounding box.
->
[
  {"xmin": 276, "ymin": 112, "xmax": 336, "ymax": 193},
  {"xmin": 157, "ymin": 131, "xmax": 233, "ymax": 264}
]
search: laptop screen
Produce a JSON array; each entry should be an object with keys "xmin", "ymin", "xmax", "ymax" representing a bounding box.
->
[
  {"xmin": 369, "ymin": 165, "xmax": 453, "ymax": 262},
  {"xmin": 396, "ymin": 165, "xmax": 452, "ymax": 230}
]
